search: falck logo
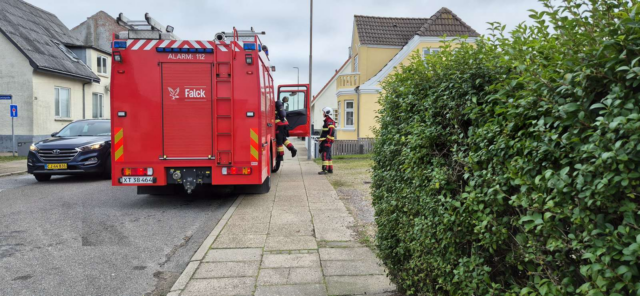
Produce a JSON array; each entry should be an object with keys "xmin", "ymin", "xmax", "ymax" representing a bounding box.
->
[{"xmin": 168, "ymin": 87, "xmax": 180, "ymax": 100}]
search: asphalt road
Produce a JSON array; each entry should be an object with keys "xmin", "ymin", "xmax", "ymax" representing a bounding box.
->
[{"xmin": 0, "ymin": 173, "xmax": 235, "ymax": 296}]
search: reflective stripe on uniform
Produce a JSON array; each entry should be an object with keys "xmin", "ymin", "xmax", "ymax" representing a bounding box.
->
[
  {"xmin": 328, "ymin": 136, "xmax": 335, "ymax": 140},
  {"xmin": 322, "ymin": 161, "xmax": 330, "ymax": 165},
  {"xmin": 328, "ymin": 125, "xmax": 335, "ymax": 128},
  {"xmin": 318, "ymin": 138, "xmax": 326, "ymax": 141}
]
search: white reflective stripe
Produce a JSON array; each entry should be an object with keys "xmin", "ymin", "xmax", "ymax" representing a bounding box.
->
[
  {"xmin": 171, "ymin": 40, "xmax": 183, "ymax": 48},
  {"xmin": 158, "ymin": 40, "xmax": 171, "ymax": 48},
  {"xmin": 234, "ymin": 46, "xmax": 240, "ymax": 51},
  {"xmin": 217, "ymin": 45, "xmax": 228, "ymax": 52},
  {"xmin": 183, "ymin": 45, "xmax": 190, "ymax": 48},
  {"xmin": 237, "ymin": 41, "xmax": 244, "ymax": 47},
  {"xmin": 131, "ymin": 40, "xmax": 146, "ymax": 50},
  {"xmin": 127, "ymin": 40, "xmax": 135, "ymax": 47},
  {"xmin": 189, "ymin": 40, "xmax": 201, "ymax": 48},
  {"xmin": 203, "ymin": 41, "xmax": 213, "ymax": 48},
  {"xmin": 143, "ymin": 40, "xmax": 159, "ymax": 50}
]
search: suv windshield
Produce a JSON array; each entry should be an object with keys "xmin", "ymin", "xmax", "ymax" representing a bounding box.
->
[{"xmin": 56, "ymin": 121, "xmax": 111, "ymax": 137}]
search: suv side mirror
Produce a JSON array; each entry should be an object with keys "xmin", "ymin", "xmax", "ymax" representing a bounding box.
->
[{"xmin": 51, "ymin": 132, "xmax": 58, "ymax": 137}]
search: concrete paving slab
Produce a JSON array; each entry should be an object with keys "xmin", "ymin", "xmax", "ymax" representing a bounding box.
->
[
  {"xmin": 212, "ymin": 234, "xmax": 267, "ymax": 249},
  {"xmin": 254, "ymin": 284, "xmax": 327, "ymax": 296},
  {"xmin": 221, "ymin": 223, "xmax": 270, "ymax": 235},
  {"xmin": 308, "ymin": 202, "xmax": 347, "ymax": 210},
  {"xmin": 203, "ymin": 248, "xmax": 263, "ymax": 262},
  {"xmin": 326, "ymin": 275, "xmax": 396, "ymax": 295},
  {"xmin": 261, "ymin": 253, "xmax": 320, "ymax": 268},
  {"xmin": 322, "ymin": 260, "xmax": 387, "ymax": 276},
  {"xmin": 270, "ymin": 212, "xmax": 312, "ymax": 224},
  {"xmin": 257, "ymin": 267, "xmax": 324, "ymax": 285},
  {"xmin": 264, "ymin": 236, "xmax": 318, "ymax": 251},
  {"xmin": 182, "ymin": 277, "xmax": 256, "ymax": 296},
  {"xmin": 269, "ymin": 222, "xmax": 314, "ymax": 236},
  {"xmin": 314, "ymin": 226, "xmax": 355, "ymax": 241},
  {"xmin": 193, "ymin": 261, "xmax": 261, "ymax": 278},
  {"xmin": 273, "ymin": 201, "xmax": 309, "ymax": 208},
  {"xmin": 274, "ymin": 194, "xmax": 308, "ymax": 203},
  {"xmin": 227, "ymin": 213, "xmax": 272, "ymax": 225},
  {"xmin": 319, "ymin": 247, "xmax": 378, "ymax": 261},
  {"xmin": 306, "ymin": 190, "xmax": 338, "ymax": 200}
]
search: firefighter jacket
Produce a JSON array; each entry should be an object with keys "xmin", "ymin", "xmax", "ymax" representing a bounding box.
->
[
  {"xmin": 318, "ymin": 116, "xmax": 335, "ymax": 145},
  {"xmin": 275, "ymin": 99, "xmax": 288, "ymax": 126}
]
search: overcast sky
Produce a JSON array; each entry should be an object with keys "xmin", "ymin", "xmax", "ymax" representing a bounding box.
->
[{"xmin": 27, "ymin": 0, "xmax": 544, "ymax": 95}]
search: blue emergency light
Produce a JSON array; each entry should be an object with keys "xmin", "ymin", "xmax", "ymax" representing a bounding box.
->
[
  {"xmin": 154, "ymin": 47, "xmax": 214, "ymax": 53},
  {"xmin": 244, "ymin": 43, "xmax": 256, "ymax": 51},
  {"xmin": 113, "ymin": 41, "xmax": 127, "ymax": 49}
]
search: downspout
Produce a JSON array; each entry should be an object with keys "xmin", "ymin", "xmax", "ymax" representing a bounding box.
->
[
  {"xmin": 82, "ymin": 82, "xmax": 90, "ymax": 119},
  {"xmin": 355, "ymin": 86, "xmax": 360, "ymax": 140}
]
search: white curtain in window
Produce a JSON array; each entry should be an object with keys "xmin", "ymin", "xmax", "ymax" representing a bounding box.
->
[
  {"xmin": 92, "ymin": 93, "xmax": 103, "ymax": 118},
  {"xmin": 56, "ymin": 87, "xmax": 70, "ymax": 118}
]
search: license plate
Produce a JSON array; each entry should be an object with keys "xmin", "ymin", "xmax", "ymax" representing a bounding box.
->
[
  {"xmin": 46, "ymin": 163, "xmax": 67, "ymax": 170},
  {"xmin": 120, "ymin": 177, "xmax": 155, "ymax": 184}
]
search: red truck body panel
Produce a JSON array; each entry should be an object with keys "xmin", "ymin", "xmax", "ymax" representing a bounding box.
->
[{"xmin": 109, "ymin": 36, "xmax": 306, "ymax": 189}]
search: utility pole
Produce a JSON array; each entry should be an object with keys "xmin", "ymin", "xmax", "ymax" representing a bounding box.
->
[
  {"xmin": 307, "ymin": 0, "xmax": 313, "ymax": 160},
  {"xmin": 293, "ymin": 67, "xmax": 300, "ymax": 84}
]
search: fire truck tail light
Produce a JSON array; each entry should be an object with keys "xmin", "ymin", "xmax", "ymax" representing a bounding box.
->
[
  {"xmin": 122, "ymin": 168, "xmax": 154, "ymax": 176},
  {"xmin": 222, "ymin": 167, "xmax": 252, "ymax": 175}
]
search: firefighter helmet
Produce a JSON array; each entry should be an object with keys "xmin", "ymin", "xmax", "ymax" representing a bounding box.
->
[{"xmin": 322, "ymin": 107, "xmax": 333, "ymax": 118}]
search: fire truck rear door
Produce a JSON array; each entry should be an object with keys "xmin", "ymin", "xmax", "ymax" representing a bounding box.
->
[{"xmin": 162, "ymin": 63, "xmax": 213, "ymax": 158}]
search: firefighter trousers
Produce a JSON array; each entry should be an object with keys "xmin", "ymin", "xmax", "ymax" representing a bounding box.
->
[
  {"xmin": 276, "ymin": 125, "xmax": 295, "ymax": 159},
  {"xmin": 320, "ymin": 142, "xmax": 333, "ymax": 172}
]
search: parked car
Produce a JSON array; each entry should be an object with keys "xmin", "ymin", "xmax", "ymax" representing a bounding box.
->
[{"xmin": 27, "ymin": 120, "xmax": 111, "ymax": 182}]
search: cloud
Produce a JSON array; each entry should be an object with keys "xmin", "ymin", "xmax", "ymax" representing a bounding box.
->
[{"xmin": 27, "ymin": 0, "xmax": 544, "ymax": 95}]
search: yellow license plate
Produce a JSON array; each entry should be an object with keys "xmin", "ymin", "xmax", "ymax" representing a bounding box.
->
[{"xmin": 46, "ymin": 163, "xmax": 68, "ymax": 170}]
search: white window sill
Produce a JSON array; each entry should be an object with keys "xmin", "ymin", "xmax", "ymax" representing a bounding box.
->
[
  {"xmin": 98, "ymin": 74, "xmax": 109, "ymax": 78},
  {"xmin": 338, "ymin": 128, "xmax": 356, "ymax": 131},
  {"xmin": 54, "ymin": 118, "xmax": 73, "ymax": 122}
]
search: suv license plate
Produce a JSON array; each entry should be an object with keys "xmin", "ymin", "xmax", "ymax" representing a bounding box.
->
[
  {"xmin": 120, "ymin": 177, "xmax": 154, "ymax": 184},
  {"xmin": 46, "ymin": 163, "xmax": 67, "ymax": 170}
]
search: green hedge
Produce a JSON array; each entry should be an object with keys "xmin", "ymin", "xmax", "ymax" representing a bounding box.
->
[{"xmin": 372, "ymin": 1, "xmax": 640, "ymax": 295}]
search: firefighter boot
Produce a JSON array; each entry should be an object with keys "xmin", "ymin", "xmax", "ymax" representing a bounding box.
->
[
  {"xmin": 318, "ymin": 166, "xmax": 328, "ymax": 175},
  {"xmin": 291, "ymin": 148, "xmax": 297, "ymax": 158}
]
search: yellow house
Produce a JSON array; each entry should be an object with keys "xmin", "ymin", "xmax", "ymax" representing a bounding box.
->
[{"xmin": 335, "ymin": 7, "xmax": 480, "ymax": 140}]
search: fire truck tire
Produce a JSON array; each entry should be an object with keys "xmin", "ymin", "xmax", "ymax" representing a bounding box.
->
[
  {"xmin": 102, "ymin": 157, "xmax": 112, "ymax": 180},
  {"xmin": 271, "ymin": 145, "xmax": 281, "ymax": 173}
]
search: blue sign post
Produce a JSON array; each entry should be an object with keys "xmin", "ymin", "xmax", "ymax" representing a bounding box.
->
[
  {"xmin": 10, "ymin": 104, "xmax": 17, "ymax": 118},
  {"xmin": 1, "ymin": 95, "xmax": 16, "ymax": 156}
]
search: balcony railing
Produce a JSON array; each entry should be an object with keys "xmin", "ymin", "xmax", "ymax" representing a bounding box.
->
[{"xmin": 336, "ymin": 74, "xmax": 360, "ymax": 90}]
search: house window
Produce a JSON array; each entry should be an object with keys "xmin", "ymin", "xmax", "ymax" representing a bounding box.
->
[
  {"xmin": 423, "ymin": 48, "xmax": 441, "ymax": 58},
  {"xmin": 354, "ymin": 55, "xmax": 359, "ymax": 72},
  {"xmin": 55, "ymin": 87, "xmax": 71, "ymax": 118},
  {"xmin": 97, "ymin": 56, "xmax": 108, "ymax": 75},
  {"xmin": 92, "ymin": 93, "xmax": 104, "ymax": 118},
  {"xmin": 344, "ymin": 100, "xmax": 354, "ymax": 128}
]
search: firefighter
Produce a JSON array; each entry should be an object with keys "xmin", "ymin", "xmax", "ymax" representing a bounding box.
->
[
  {"xmin": 275, "ymin": 96, "xmax": 297, "ymax": 160},
  {"xmin": 318, "ymin": 107, "xmax": 335, "ymax": 175}
]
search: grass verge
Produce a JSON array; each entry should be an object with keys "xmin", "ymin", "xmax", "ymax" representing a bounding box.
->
[{"xmin": 0, "ymin": 156, "xmax": 27, "ymax": 163}]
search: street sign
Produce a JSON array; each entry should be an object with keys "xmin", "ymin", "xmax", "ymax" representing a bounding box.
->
[
  {"xmin": 10, "ymin": 104, "xmax": 18, "ymax": 118},
  {"xmin": 0, "ymin": 94, "xmax": 12, "ymax": 100}
]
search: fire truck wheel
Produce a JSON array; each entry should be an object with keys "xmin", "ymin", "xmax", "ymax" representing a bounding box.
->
[
  {"xmin": 271, "ymin": 145, "xmax": 281, "ymax": 173},
  {"xmin": 102, "ymin": 158, "xmax": 112, "ymax": 180}
]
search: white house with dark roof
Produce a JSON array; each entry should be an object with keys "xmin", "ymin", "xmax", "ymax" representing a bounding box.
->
[{"xmin": 0, "ymin": 1, "xmax": 122, "ymax": 155}]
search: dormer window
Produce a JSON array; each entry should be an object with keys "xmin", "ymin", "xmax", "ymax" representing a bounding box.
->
[{"xmin": 51, "ymin": 40, "xmax": 79, "ymax": 62}]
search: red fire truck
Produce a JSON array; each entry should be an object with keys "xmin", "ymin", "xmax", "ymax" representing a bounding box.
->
[{"xmin": 109, "ymin": 14, "xmax": 310, "ymax": 194}]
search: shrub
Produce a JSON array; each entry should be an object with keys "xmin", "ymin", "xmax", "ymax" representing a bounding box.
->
[{"xmin": 372, "ymin": 1, "xmax": 640, "ymax": 295}]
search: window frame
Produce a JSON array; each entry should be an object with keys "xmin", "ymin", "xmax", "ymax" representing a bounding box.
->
[
  {"xmin": 354, "ymin": 55, "xmax": 359, "ymax": 72},
  {"xmin": 344, "ymin": 100, "xmax": 354, "ymax": 128},
  {"xmin": 54, "ymin": 86, "xmax": 71, "ymax": 119},
  {"xmin": 422, "ymin": 48, "xmax": 441, "ymax": 59},
  {"xmin": 92, "ymin": 92, "xmax": 104, "ymax": 119},
  {"xmin": 97, "ymin": 55, "xmax": 108, "ymax": 75}
]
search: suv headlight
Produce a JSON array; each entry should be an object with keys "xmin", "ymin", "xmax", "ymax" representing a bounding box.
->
[
  {"xmin": 77, "ymin": 142, "xmax": 106, "ymax": 152},
  {"xmin": 29, "ymin": 144, "xmax": 39, "ymax": 152}
]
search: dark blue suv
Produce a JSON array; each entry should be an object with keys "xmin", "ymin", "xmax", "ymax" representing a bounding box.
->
[{"xmin": 27, "ymin": 120, "xmax": 111, "ymax": 182}]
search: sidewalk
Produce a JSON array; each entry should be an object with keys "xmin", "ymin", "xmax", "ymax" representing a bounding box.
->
[
  {"xmin": 169, "ymin": 140, "xmax": 396, "ymax": 296},
  {"xmin": 0, "ymin": 159, "xmax": 27, "ymax": 177}
]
